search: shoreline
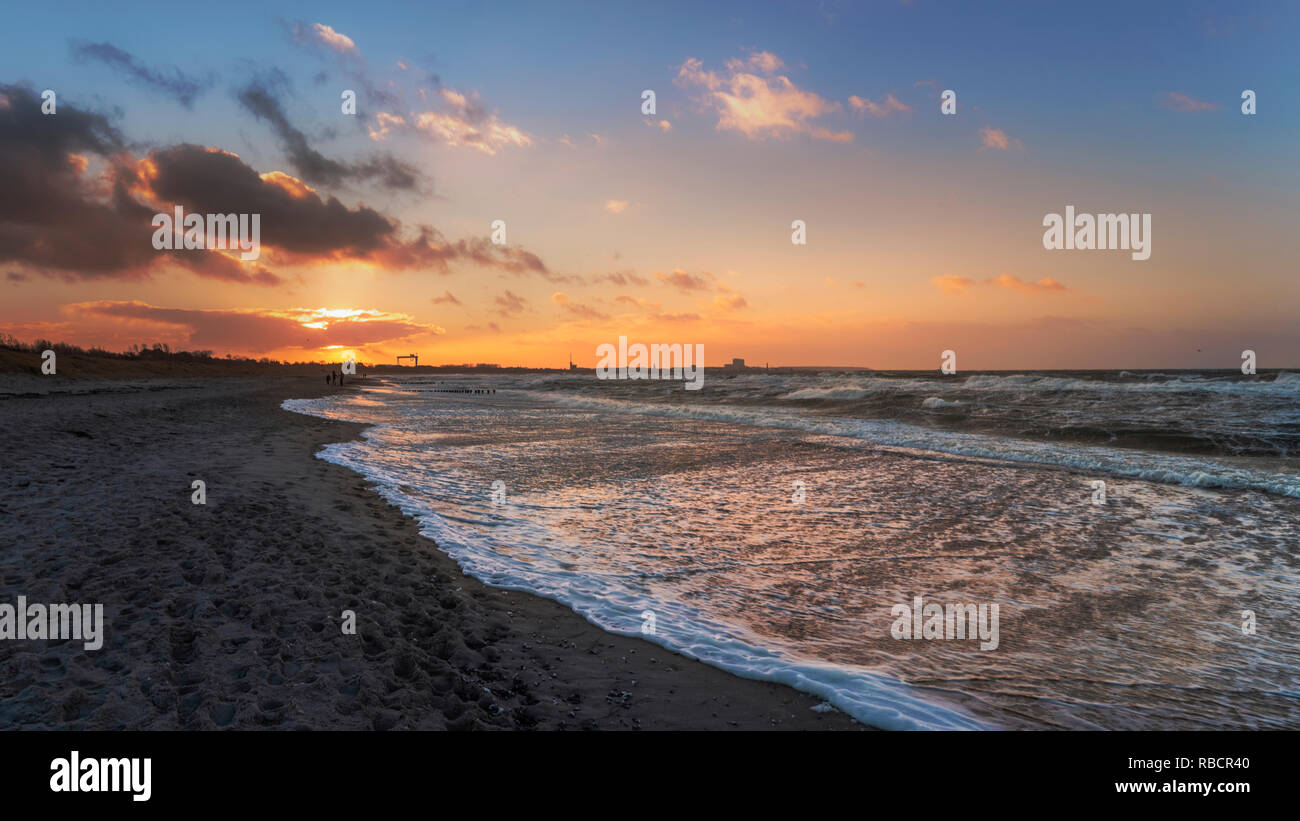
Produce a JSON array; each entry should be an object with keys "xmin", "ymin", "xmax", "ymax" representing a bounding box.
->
[{"xmin": 0, "ymin": 374, "xmax": 863, "ymax": 730}]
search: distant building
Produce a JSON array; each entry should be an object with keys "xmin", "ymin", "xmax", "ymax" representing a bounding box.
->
[{"xmin": 724, "ymin": 358, "xmax": 746, "ymax": 370}]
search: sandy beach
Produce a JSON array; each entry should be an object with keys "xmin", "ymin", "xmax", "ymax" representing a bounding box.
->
[{"xmin": 0, "ymin": 373, "xmax": 861, "ymax": 730}]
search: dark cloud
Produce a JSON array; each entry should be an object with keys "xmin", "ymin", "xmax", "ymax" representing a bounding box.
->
[
  {"xmin": 0, "ymin": 85, "xmax": 278, "ymax": 285},
  {"xmin": 493, "ymin": 290, "xmax": 527, "ymax": 318},
  {"xmin": 145, "ymin": 145, "xmax": 540, "ymax": 275},
  {"xmin": 145, "ymin": 143, "xmax": 394, "ymax": 257},
  {"xmin": 69, "ymin": 41, "xmax": 212, "ymax": 107},
  {"xmin": 0, "ymin": 83, "xmax": 549, "ymax": 285},
  {"xmin": 236, "ymin": 81, "xmax": 421, "ymax": 191},
  {"xmin": 432, "ymin": 290, "xmax": 460, "ymax": 305},
  {"xmin": 0, "ymin": 84, "xmax": 160, "ymax": 278}
]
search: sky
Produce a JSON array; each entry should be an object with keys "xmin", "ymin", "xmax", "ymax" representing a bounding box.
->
[{"xmin": 1, "ymin": 0, "xmax": 1297, "ymax": 369}]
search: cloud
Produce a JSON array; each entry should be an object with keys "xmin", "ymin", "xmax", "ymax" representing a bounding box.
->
[
  {"xmin": 551, "ymin": 292, "xmax": 608, "ymax": 319},
  {"xmin": 727, "ymin": 51, "xmax": 785, "ymax": 75},
  {"xmin": 675, "ymin": 54, "xmax": 851, "ymax": 142},
  {"xmin": 282, "ymin": 19, "xmax": 400, "ymax": 111},
  {"xmin": 493, "ymin": 290, "xmax": 527, "ymax": 317},
  {"xmin": 411, "ymin": 108, "xmax": 533, "ymax": 154},
  {"xmin": 288, "ymin": 21, "xmax": 361, "ymax": 58},
  {"xmin": 432, "ymin": 290, "xmax": 461, "ymax": 305},
  {"xmin": 710, "ymin": 294, "xmax": 749, "ymax": 311},
  {"xmin": 931, "ymin": 274, "xmax": 1067, "ymax": 295},
  {"xmin": 308, "ymin": 23, "xmax": 358, "ymax": 56},
  {"xmin": 592, "ymin": 270, "xmax": 649, "ymax": 286},
  {"xmin": 0, "ymin": 86, "xmax": 281, "ymax": 285},
  {"xmin": 990, "ymin": 274, "xmax": 1066, "ymax": 294},
  {"xmin": 1163, "ymin": 91, "xmax": 1219, "ymax": 112},
  {"xmin": 644, "ymin": 119, "xmax": 672, "ymax": 132},
  {"xmin": 367, "ymin": 112, "xmax": 407, "ymax": 141},
  {"xmin": 848, "ymin": 93, "xmax": 913, "ymax": 118},
  {"xmin": 398, "ymin": 86, "xmax": 532, "ymax": 155},
  {"xmin": 978, "ymin": 126, "xmax": 1023, "ymax": 151},
  {"xmin": 72, "ymin": 301, "xmax": 437, "ymax": 353},
  {"xmin": 604, "ymin": 199, "xmax": 630, "ymax": 214},
  {"xmin": 0, "ymin": 86, "xmax": 551, "ymax": 287},
  {"xmin": 237, "ymin": 80, "xmax": 421, "ymax": 190},
  {"xmin": 283, "ymin": 22, "xmax": 529, "ymax": 157},
  {"xmin": 140, "ymin": 144, "xmax": 550, "ymax": 275},
  {"xmin": 69, "ymin": 41, "xmax": 212, "ymax": 107},
  {"xmin": 654, "ymin": 269, "xmax": 713, "ymax": 292}
]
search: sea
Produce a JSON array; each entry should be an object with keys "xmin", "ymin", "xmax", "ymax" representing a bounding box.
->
[{"xmin": 284, "ymin": 369, "xmax": 1300, "ymax": 730}]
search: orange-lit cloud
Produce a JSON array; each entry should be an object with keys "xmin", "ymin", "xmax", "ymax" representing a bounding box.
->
[
  {"xmin": 676, "ymin": 54, "xmax": 851, "ymax": 142},
  {"xmin": 849, "ymin": 93, "xmax": 913, "ymax": 118},
  {"xmin": 302, "ymin": 23, "xmax": 359, "ymax": 56},
  {"xmin": 710, "ymin": 293, "xmax": 749, "ymax": 312},
  {"xmin": 726, "ymin": 51, "xmax": 785, "ymax": 75},
  {"xmin": 932, "ymin": 274, "xmax": 1067, "ymax": 295},
  {"xmin": 69, "ymin": 301, "xmax": 438, "ymax": 355},
  {"xmin": 367, "ymin": 112, "xmax": 407, "ymax": 142},
  {"xmin": 1163, "ymin": 91, "xmax": 1218, "ymax": 112},
  {"xmin": 655, "ymin": 269, "xmax": 713, "ymax": 292},
  {"xmin": 412, "ymin": 111, "xmax": 532, "ymax": 154},
  {"xmin": 978, "ymin": 126, "xmax": 1023, "ymax": 151},
  {"xmin": 551, "ymin": 292, "xmax": 609, "ymax": 320}
]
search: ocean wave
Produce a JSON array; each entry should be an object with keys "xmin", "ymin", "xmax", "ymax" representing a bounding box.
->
[
  {"xmin": 781, "ymin": 385, "xmax": 878, "ymax": 400},
  {"xmin": 775, "ymin": 372, "xmax": 1300, "ymax": 400},
  {"xmin": 532, "ymin": 392, "xmax": 1300, "ymax": 498},
  {"xmin": 921, "ymin": 396, "xmax": 963, "ymax": 409}
]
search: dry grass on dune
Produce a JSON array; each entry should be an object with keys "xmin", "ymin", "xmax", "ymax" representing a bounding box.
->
[{"xmin": 0, "ymin": 347, "xmax": 332, "ymax": 380}]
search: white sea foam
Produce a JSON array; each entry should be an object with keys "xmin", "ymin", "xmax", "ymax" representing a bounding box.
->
[{"xmin": 921, "ymin": 396, "xmax": 963, "ymax": 409}]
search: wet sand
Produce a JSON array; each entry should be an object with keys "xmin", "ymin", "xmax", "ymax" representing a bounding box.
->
[{"xmin": 0, "ymin": 374, "xmax": 862, "ymax": 730}]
